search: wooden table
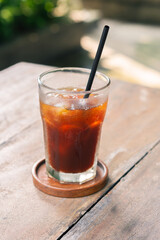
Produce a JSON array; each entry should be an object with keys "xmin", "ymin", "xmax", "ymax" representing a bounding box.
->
[{"xmin": 1, "ymin": 62, "xmax": 160, "ymax": 240}]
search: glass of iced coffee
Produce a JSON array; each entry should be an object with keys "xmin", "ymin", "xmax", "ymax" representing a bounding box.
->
[{"xmin": 38, "ymin": 68, "xmax": 110, "ymax": 184}]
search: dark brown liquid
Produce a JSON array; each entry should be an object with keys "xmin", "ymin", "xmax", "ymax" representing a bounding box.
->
[{"xmin": 40, "ymin": 95, "xmax": 107, "ymax": 173}]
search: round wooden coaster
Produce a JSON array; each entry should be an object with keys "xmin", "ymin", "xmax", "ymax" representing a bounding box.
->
[{"xmin": 32, "ymin": 159, "xmax": 108, "ymax": 198}]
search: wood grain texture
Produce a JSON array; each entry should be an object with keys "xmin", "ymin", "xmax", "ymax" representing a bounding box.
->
[
  {"xmin": 32, "ymin": 160, "xmax": 108, "ymax": 198},
  {"xmin": 61, "ymin": 141, "xmax": 160, "ymax": 240},
  {"xmin": 0, "ymin": 62, "xmax": 49, "ymax": 144},
  {"xmin": 100, "ymin": 79, "xmax": 160, "ymax": 184},
  {"xmin": 0, "ymin": 62, "xmax": 160, "ymax": 240}
]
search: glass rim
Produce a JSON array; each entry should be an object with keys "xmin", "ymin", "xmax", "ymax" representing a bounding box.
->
[{"xmin": 38, "ymin": 67, "xmax": 111, "ymax": 94}]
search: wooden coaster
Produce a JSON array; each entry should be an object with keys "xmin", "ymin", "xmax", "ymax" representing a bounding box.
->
[{"xmin": 32, "ymin": 159, "xmax": 108, "ymax": 198}]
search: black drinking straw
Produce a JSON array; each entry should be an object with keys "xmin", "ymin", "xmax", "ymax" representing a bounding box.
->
[{"xmin": 84, "ymin": 25, "xmax": 110, "ymax": 98}]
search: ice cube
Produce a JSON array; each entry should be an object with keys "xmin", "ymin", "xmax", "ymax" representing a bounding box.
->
[
  {"xmin": 44, "ymin": 92, "xmax": 60, "ymax": 106},
  {"xmin": 54, "ymin": 103, "xmax": 64, "ymax": 108}
]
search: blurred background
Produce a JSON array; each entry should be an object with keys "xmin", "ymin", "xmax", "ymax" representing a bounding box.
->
[{"xmin": 0, "ymin": 0, "xmax": 160, "ymax": 87}]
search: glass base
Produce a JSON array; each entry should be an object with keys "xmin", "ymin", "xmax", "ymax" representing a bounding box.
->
[{"xmin": 46, "ymin": 162, "xmax": 97, "ymax": 184}]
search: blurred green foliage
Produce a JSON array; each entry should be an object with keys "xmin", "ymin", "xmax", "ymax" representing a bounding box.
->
[{"xmin": 0, "ymin": 0, "xmax": 67, "ymax": 44}]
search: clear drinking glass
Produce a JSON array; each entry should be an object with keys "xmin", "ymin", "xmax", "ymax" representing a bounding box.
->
[{"xmin": 38, "ymin": 68, "xmax": 110, "ymax": 184}]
